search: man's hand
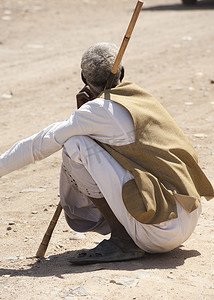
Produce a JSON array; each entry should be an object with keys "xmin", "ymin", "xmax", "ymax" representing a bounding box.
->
[{"xmin": 76, "ymin": 85, "xmax": 97, "ymax": 109}]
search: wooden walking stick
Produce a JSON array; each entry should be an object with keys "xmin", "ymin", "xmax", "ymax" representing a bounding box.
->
[
  {"xmin": 36, "ymin": 201, "xmax": 62, "ymax": 258},
  {"xmin": 105, "ymin": 0, "xmax": 143, "ymax": 89},
  {"xmin": 36, "ymin": 0, "xmax": 143, "ymax": 258}
]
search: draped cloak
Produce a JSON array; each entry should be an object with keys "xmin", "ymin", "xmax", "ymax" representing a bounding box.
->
[{"xmin": 98, "ymin": 82, "xmax": 214, "ymax": 224}]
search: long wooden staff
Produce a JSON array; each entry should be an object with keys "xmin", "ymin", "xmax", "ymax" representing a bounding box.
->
[
  {"xmin": 36, "ymin": 201, "xmax": 62, "ymax": 258},
  {"xmin": 105, "ymin": 0, "xmax": 143, "ymax": 89},
  {"xmin": 36, "ymin": 0, "xmax": 143, "ymax": 258}
]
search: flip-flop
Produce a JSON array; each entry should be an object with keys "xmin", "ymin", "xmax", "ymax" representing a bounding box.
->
[{"xmin": 69, "ymin": 239, "xmax": 144, "ymax": 265}]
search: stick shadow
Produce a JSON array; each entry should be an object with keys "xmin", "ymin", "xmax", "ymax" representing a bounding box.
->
[{"xmin": 0, "ymin": 245, "xmax": 201, "ymax": 278}]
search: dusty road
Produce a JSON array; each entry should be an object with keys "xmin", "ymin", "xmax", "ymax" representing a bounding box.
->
[{"xmin": 0, "ymin": 0, "xmax": 214, "ymax": 299}]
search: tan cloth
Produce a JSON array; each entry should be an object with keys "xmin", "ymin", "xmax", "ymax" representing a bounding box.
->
[{"xmin": 99, "ymin": 82, "xmax": 214, "ymax": 224}]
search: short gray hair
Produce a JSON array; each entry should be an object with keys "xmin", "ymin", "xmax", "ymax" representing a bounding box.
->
[{"xmin": 81, "ymin": 42, "xmax": 123, "ymax": 90}]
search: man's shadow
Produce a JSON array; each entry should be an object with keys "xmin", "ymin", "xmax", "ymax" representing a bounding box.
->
[
  {"xmin": 0, "ymin": 246, "xmax": 200, "ymax": 278},
  {"xmin": 141, "ymin": 0, "xmax": 214, "ymax": 11}
]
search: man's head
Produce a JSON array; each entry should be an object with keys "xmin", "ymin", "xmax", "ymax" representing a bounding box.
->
[{"xmin": 81, "ymin": 42, "xmax": 124, "ymax": 94}]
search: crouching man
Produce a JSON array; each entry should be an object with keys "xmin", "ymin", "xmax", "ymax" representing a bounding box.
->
[{"xmin": 0, "ymin": 43, "xmax": 213, "ymax": 264}]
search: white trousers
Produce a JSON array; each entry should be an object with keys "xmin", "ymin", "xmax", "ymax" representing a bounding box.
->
[{"xmin": 60, "ymin": 136, "xmax": 201, "ymax": 253}]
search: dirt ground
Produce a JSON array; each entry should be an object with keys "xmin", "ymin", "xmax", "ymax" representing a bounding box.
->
[{"xmin": 0, "ymin": 0, "xmax": 214, "ymax": 299}]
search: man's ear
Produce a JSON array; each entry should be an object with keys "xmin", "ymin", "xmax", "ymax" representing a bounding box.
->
[
  {"xmin": 120, "ymin": 67, "xmax": 125, "ymax": 82},
  {"xmin": 81, "ymin": 72, "xmax": 88, "ymax": 85}
]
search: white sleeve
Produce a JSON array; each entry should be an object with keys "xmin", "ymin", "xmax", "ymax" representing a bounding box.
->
[
  {"xmin": 0, "ymin": 122, "xmax": 64, "ymax": 177},
  {"xmin": 0, "ymin": 99, "xmax": 134, "ymax": 177},
  {"xmin": 54, "ymin": 99, "xmax": 135, "ymax": 145},
  {"xmin": 0, "ymin": 105, "xmax": 106, "ymax": 177}
]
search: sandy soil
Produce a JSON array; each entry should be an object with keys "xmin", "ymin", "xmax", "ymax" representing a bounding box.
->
[{"xmin": 0, "ymin": 0, "xmax": 214, "ymax": 299}]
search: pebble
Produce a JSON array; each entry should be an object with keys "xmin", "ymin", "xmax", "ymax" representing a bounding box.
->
[
  {"xmin": 193, "ymin": 133, "xmax": 208, "ymax": 139},
  {"xmin": 172, "ymin": 44, "xmax": 181, "ymax": 48},
  {"xmin": 136, "ymin": 271, "xmax": 150, "ymax": 279},
  {"xmin": 1, "ymin": 93, "xmax": 13, "ymax": 99},
  {"xmin": 7, "ymin": 226, "xmax": 12, "ymax": 231},
  {"xmin": 203, "ymin": 91, "xmax": 209, "ymax": 97},
  {"xmin": 2, "ymin": 16, "xmax": 11, "ymax": 21},
  {"xmin": 167, "ymin": 274, "xmax": 176, "ymax": 279},
  {"xmin": 92, "ymin": 275, "xmax": 107, "ymax": 282},
  {"xmin": 4, "ymin": 256, "xmax": 18, "ymax": 260},
  {"xmin": 31, "ymin": 211, "xmax": 38, "ymax": 214},
  {"xmin": 188, "ymin": 86, "xmax": 195, "ymax": 91},
  {"xmin": 8, "ymin": 221, "xmax": 15, "ymax": 225},
  {"xmin": 70, "ymin": 286, "xmax": 89, "ymax": 296},
  {"xmin": 184, "ymin": 102, "xmax": 193, "ymax": 106},
  {"xmin": 182, "ymin": 36, "xmax": 192, "ymax": 41},
  {"xmin": 27, "ymin": 44, "xmax": 44, "ymax": 49},
  {"xmin": 20, "ymin": 187, "xmax": 46, "ymax": 193},
  {"xmin": 196, "ymin": 72, "xmax": 203, "ymax": 77},
  {"xmin": 4, "ymin": 10, "xmax": 12, "ymax": 15},
  {"xmin": 110, "ymin": 277, "xmax": 139, "ymax": 287},
  {"xmin": 70, "ymin": 233, "xmax": 85, "ymax": 240}
]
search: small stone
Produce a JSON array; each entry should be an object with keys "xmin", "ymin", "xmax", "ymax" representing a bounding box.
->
[
  {"xmin": 1, "ymin": 93, "xmax": 12, "ymax": 99},
  {"xmin": 184, "ymin": 102, "xmax": 193, "ymax": 106},
  {"xmin": 203, "ymin": 92, "xmax": 209, "ymax": 97},
  {"xmin": 2, "ymin": 16, "xmax": 11, "ymax": 21},
  {"xmin": 193, "ymin": 133, "xmax": 208, "ymax": 139},
  {"xmin": 182, "ymin": 36, "xmax": 192, "ymax": 41},
  {"xmin": 70, "ymin": 233, "xmax": 85, "ymax": 240},
  {"xmin": 70, "ymin": 286, "xmax": 89, "ymax": 296},
  {"xmin": 20, "ymin": 187, "xmax": 46, "ymax": 193},
  {"xmin": 8, "ymin": 221, "xmax": 15, "ymax": 225},
  {"xmin": 31, "ymin": 211, "xmax": 38, "ymax": 214},
  {"xmin": 27, "ymin": 44, "xmax": 44, "ymax": 49},
  {"xmin": 136, "ymin": 272, "xmax": 150, "ymax": 279},
  {"xmin": 110, "ymin": 277, "xmax": 139, "ymax": 287},
  {"xmin": 172, "ymin": 44, "xmax": 181, "ymax": 48},
  {"xmin": 167, "ymin": 274, "xmax": 176, "ymax": 279},
  {"xmin": 4, "ymin": 10, "xmax": 12, "ymax": 14},
  {"xmin": 196, "ymin": 72, "xmax": 203, "ymax": 77},
  {"xmin": 7, "ymin": 226, "xmax": 12, "ymax": 231},
  {"xmin": 92, "ymin": 275, "xmax": 107, "ymax": 282},
  {"xmin": 4, "ymin": 256, "xmax": 18, "ymax": 260},
  {"xmin": 188, "ymin": 87, "xmax": 195, "ymax": 91}
]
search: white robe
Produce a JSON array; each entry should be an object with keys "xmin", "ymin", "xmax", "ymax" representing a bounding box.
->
[{"xmin": 0, "ymin": 98, "xmax": 201, "ymax": 253}]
